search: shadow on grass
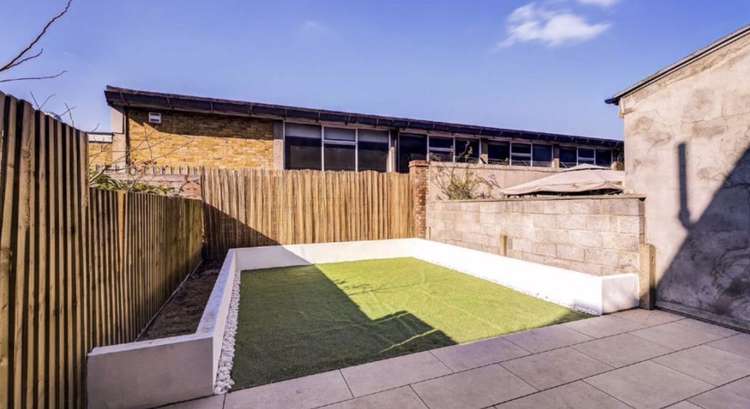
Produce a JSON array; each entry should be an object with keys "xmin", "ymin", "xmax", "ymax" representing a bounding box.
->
[
  {"xmin": 231, "ymin": 260, "xmax": 587, "ymax": 390},
  {"xmin": 232, "ymin": 264, "xmax": 455, "ymax": 389}
]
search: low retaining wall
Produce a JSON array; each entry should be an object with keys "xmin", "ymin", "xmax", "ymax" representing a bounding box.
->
[
  {"xmin": 87, "ymin": 252, "xmax": 239, "ymax": 409},
  {"xmin": 427, "ymin": 196, "xmax": 645, "ymax": 277},
  {"xmin": 87, "ymin": 238, "xmax": 639, "ymax": 408}
]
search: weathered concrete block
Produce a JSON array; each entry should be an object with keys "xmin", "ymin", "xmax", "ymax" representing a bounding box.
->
[
  {"xmin": 556, "ymin": 245, "xmax": 585, "ymax": 262},
  {"xmin": 600, "ymin": 232, "xmax": 640, "ymax": 252},
  {"xmin": 556, "ymin": 214, "xmax": 588, "ymax": 230},
  {"xmin": 532, "ymin": 214, "xmax": 557, "ymax": 228},
  {"xmin": 568, "ymin": 230, "xmax": 603, "ymax": 248},
  {"xmin": 584, "ymin": 248, "xmax": 620, "ymax": 267},
  {"xmin": 617, "ymin": 216, "xmax": 643, "ymax": 234},
  {"xmin": 532, "ymin": 242, "xmax": 557, "ymax": 257}
]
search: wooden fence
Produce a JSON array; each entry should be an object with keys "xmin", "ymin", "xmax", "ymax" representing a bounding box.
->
[
  {"xmin": 202, "ymin": 168, "xmax": 414, "ymax": 259},
  {"xmin": 0, "ymin": 91, "xmax": 204, "ymax": 409}
]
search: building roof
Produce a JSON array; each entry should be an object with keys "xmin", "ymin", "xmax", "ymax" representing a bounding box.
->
[
  {"xmin": 606, "ymin": 24, "xmax": 750, "ymax": 105},
  {"xmin": 105, "ymin": 85, "xmax": 622, "ymax": 148}
]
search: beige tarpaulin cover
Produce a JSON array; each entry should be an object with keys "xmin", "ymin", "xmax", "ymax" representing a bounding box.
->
[{"xmin": 501, "ymin": 164, "xmax": 624, "ymax": 196}]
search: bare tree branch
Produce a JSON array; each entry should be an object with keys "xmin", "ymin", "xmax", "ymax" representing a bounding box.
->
[
  {"xmin": 0, "ymin": 70, "xmax": 67, "ymax": 83},
  {"xmin": 0, "ymin": 0, "xmax": 73, "ymax": 73}
]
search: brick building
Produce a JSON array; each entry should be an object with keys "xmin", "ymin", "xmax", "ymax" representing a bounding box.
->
[{"xmin": 100, "ymin": 85, "xmax": 623, "ymax": 172}]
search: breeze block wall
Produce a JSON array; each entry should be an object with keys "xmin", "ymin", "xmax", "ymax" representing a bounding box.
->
[
  {"xmin": 427, "ymin": 196, "xmax": 645, "ymax": 276},
  {"xmin": 126, "ymin": 109, "xmax": 279, "ymax": 169}
]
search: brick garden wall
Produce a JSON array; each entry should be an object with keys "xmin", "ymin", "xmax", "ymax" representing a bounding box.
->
[
  {"xmin": 125, "ymin": 109, "xmax": 279, "ymax": 169},
  {"xmin": 427, "ymin": 196, "xmax": 645, "ymax": 276}
]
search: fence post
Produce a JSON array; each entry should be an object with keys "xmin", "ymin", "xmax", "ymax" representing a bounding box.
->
[
  {"xmin": 639, "ymin": 243, "xmax": 656, "ymax": 309},
  {"xmin": 409, "ymin": 160, "xmax": 428, "ymax": 239}
]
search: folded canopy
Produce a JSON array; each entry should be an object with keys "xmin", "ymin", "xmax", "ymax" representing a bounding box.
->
[{"xmin": 501, "ymin": 164, "xmax": 624, "ymax": 196}]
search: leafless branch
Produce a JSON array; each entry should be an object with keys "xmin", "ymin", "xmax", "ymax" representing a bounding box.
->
[
  {"xmin": 0, "ymin": 0, "xmax": 73, "ymax": 74},
  {"xmin": 0, "ymin": 70, "xmax": 67, "ymax": 83},
  {"xmin": 29, "ymin": 91, "xmax": 56, "ymax": 111}
]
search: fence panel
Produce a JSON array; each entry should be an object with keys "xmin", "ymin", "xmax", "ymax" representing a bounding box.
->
[
  {"xmin": 202, "ymin": 168, "xmax": 414, "ymax": 259},
  {"xmin": 0, "ymin": 91, "xmax": 204, "ymax": 409}
]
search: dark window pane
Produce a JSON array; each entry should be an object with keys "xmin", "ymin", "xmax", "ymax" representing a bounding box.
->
[
  {"xmin": 358, "ymin": 141, "xmax": 388, "ymax": 172},
  {"xmin": 512, "ymin": 143, "xmax": 531, "ymax": 154},
  {"xmin": 487, "ymin": 142, "xmax": 510, "ymax": 165},
  {"xmin": 285, "ymin": 136, "xmax": 321, "ymax": 170},
  {"xmin": 455, "ymin": 139, "xmax": 479, "ymax": 162},
  {"xmin": 359, "ymin": 129, "xmax": 388, "ymax": 143},
  {"xmin": 324, "ymin": 143, "xmax": 356, "ymax": 171},
  {"xmin": 578, "ymin": 148, "xmax": 595, "ymax": 164},
  {"xmin": 428, "ymin": 151, "xmax": 452, "ymax": 162},
  {"xmin": 286, "ymin": 123, "xmax": 320, "ymax": 139},
  {"xmin": 429, "ymin": 137, "xmax": 453, "ymax": 149},
  {"xmin": 324, "ymin": 127, "xmax": 355, "ymax": 141},
  {"xmin": 511, "ymin": 143, "xmax": 531, "ymax": 166},
  {"xmin": 398, "ymin": 134, "xmax": 426, "ymax": 172},
  {"xmin": 560, "ymin": 147, "xmax": 577, "ymax": 168},
  {"xmin": 596, "ymin": 149, "xmax": 612, "ymax": 167},
  {"xmin": 532, "ymin": 145, "xmax": 552, "ymax": 167}
]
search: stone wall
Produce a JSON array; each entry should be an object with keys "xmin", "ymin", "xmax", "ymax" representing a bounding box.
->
[
  {"xmin": 619, "ymin": 30, "xmax": 750, "ymax": 328},
  {"xmin": 427, "ymin": 196, "xmax": 645, "ymax": 277},
  {"xmin": 427, "ymin": 162, "xmax": 559, "ymax": 200},
  {"xmin": 121, "ymin": 108, "xmax": 281, "ymax": 169}
]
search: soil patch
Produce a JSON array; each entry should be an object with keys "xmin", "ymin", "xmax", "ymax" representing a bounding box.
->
[{"xmin": 138, "ymin": 261, "xmax": 221, "ymax": 340}]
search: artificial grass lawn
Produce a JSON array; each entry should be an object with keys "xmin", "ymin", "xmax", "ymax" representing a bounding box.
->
[{"xmin": 232, "ymin": 257, "xmax": 589, "ymax": 389}]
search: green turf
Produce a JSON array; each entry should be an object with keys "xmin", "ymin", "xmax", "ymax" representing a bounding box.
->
[{"xmin": 232, "ymin": 257, "xmax": 588, "ymax": 389}]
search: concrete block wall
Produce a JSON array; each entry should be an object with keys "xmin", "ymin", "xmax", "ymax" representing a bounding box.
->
[{"xmin": 427, "ymin": 196, "xmax": 645, "ymax": 276}]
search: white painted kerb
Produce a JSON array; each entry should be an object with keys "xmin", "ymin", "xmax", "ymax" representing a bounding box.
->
[{"xmin": 86, "ymin": 238, "xmax": 638, "ymax": 409}]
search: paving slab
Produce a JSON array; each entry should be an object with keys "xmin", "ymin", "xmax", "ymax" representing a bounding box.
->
[
  {"xmin": 664, "ymin": 402, "xmax": 703, "ymax": 409},
  {"xmin": 161, "ymin": 395, "xmax": 225, "ymax": 409},
  {"xmin": 563, "ymin": 315, "xmax": 644, "ymax": 338},
  {"xmin": 493, "ymin": 381, "xmax": 630, "ymax": 409},
  {"xmin": 224, "ymin": 370, "xmax": 351, "ymax": 409},
  {"xmin": 431, "ymin": 337, "xmax": 529, "ymax": 372},
  {"xmin": 630, "ymin": 320, "xmax": 730, "ymax": 351},
  {"xmin": 675, "ymin": 318, "xmax": 737, "ymax": 338},
  {"xmin": 503, "ymin": 324, "xmax": 591, "ymax": 353},
  {"xmin": 321, "ymin": 386, "xmax": 427, "ymax": 409},
  {"xmin": 501, "ymin": 347, "xmax": 611, "ymax": 390},
  {"xmin": 340, "ymin": 351, "xmax": 451, "ymax": 397},
  {"xmin": 654, "ymin": 345, "xmax": 750, "ymax": 386},
  {"xmin": 585, "ymin": 361, "xmax": 713, "ymax": 409},
  {"xmin": 613, "ymin": 309, "xmax": 684, "ymax": 326},
  {"xmin": 689, "ymin": 376, "xmax": 750, "ymax": 409},
  {"xmin": 412, "ymin": 364, "xmax": 536, "ymax": 409},
  {"xmin": 708, "ymin": 333, "xmax": 750, "ymax": 358},
  {"xmin": 572, "ymin": 333, "xmax": 670, "ymax": 368}
]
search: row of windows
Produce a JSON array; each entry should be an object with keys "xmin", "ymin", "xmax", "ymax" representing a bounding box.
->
[
  {"xmin": 285, "ymin": 124, "xmax": 390, "ymax": 172},
  {"xmin": 284, "ymin": 124, "xmax": 614, "ymax": 172}
]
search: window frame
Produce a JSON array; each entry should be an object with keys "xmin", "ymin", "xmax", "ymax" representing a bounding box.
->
[
  {"xmin": 510, "ymin": 142, "xmax": 532, "ymax": 166},
  {"xmin": 577, "ymin": 147, "xmax": 596, "ymax": 165},
  {"xmin": 284, "ymin": 121, "xmax": 392, "ymax": 172}
]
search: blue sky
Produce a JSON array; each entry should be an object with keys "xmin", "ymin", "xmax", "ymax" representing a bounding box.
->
[{"xmin": 1, "ymin": 1, "xmax": 748, "ymax": 139}]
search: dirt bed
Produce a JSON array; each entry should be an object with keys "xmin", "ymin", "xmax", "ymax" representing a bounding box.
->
[{"xmin": 138, "ymin": 262, "xmax": 221, "ymax": 341}]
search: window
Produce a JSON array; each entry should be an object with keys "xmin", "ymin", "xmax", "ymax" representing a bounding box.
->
[
  {"xmin": 532, "ymin": 144, "xmax": 552, "ymax": 167},
  {"xmin": 398, "ymin": 134, "xmax": 426, "ymax": 172},
  {"xmin": 578, "ymin": 148, "xmax": 595, "ymax": 165},
  {"xmin": 559, "ymin": 147, "xmax": 578, "ymax": 168},
  {"xmin": 323, "ymin": 127, "xmax": 356, "ymax": 171},
  {"xmin": 428, "ymin": 136, "xmax": 453, "ymax": 162},
  {"xmin": 511, "ymin": 143, "xmax": 531, "ymax": 166},
  {"xmin": 455, "ymin": 139, "xmax": 479, "ymax": 163},
  {"xmin": 285, "ymin": 124, "xmax": 322, "ymax": 170},
  {"xmin": 358, "ymin": 130, "xmax": 389, "ymax": 172},
  {"xmin": 596, "ymin": 149, "xmax": 612, "ymax": 167},
  {"xmin": 487, "ymin": 142, "xmax": 510, "ymax": 165}
]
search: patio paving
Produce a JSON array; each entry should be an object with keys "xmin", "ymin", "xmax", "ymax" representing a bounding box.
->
[{"xmin": 163, "ymin": 309, "xmax": 750, "ymax": 409}]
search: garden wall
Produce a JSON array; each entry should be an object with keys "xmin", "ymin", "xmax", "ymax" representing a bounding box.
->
[
  {"xmin": 0, "ymin": 91, "xmax": 204, "ymax": 409},
  {"xmin": 427, "ymin": 162, "xmax": 559, "ymax": 200},
  {"xmin": 427, "ymin": 196, "xmax": 645, "ymax": 277}
]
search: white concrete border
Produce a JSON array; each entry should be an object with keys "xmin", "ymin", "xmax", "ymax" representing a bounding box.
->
[{"xmin": 86, "ymin": 238, "xmax": 638, "ymax": 409}]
